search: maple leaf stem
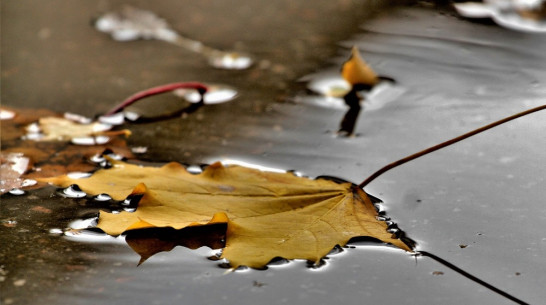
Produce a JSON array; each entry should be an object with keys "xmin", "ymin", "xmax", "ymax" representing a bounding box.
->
[
  {"xmin": 359, "ymin": 104, "xmax": 546, "ymax": 189},
  {"xmin": 104, "ymin": 82, "xmax": 208, "ymax": 116}
]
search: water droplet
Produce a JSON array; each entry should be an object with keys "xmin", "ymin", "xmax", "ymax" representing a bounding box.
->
[
  {"xmin": 208, "ymin": 52, "xmax": 253, "ymax": 70},
  {"xmin": 98, "ymin": 112, "xmax": 125, "ymax": 125},
  {"xmin": 25, "ymin": 122, "xmax": 41, "ymax": 133},
  {"xmin": 68, "ymin": 217, "xmax": 98, "ymax": 230},
  {"xmin": 71, "ymin": 136, "xmax": 110, "ymax": 145},
  {"xmin": 207, "ymin": 254, "xmax": 222, "ymax": 261},
  {"xmin": 186, "ymin": 165, "xmax": 203, "ymax": 174},
  {"xmin": 60, "ymin": 185, "xmax": 87, "ymax": 198},
  {"xmin": 94, "ymin": 193, "xmax": 112, "ymax": 201},
  {"xmin": 124, "ymin": 111, "xmax": 141, "ymax": 121},
  {"xmin": 64, "ymin": 229, "xmax": 121, "ymax": 244},
  {"xmin": 9, "ymin": 189, "xmax": 25, "ymax": 196},
  {"xmin": 67, "ymin": 172, "xmax": 92, "ymax": 179},
  {"xmin": 306, "ymin": 259, "xmax": 327, "ymax": 269},
  {"xmin": 217, "ymin": 261, "xmax": 232, "ymax": 269},
  {"xmin": 218, "ymin": 159, "xmax": 286, "ymax": 173},
  {"xmin": 174, "ymin": 84, "xmax": 238, "ymax": 104},
  {"xmin": 49, "ymin": 228, "xmax": 63, "ymax": 235},
  {"xmin": 21, "ymin": 179, "xmax": 37, "ymax": 187},
  {"xmin": 90, "ymin": 154, "xmax": 106, "ymax": 164},
  {"xmin": 267, "ymin": 257, "xmax": 291, "ymax": 266},
  {"xmin": 64, "ymin": 112, "xmax": 92, "ymax": 124},
  {"xmin": 121, "ymin": 193, "xmax": 143, "ymax": 212},
  {"xmin": 106, "ymin": 153, "xmax": 124, "ymax": 161},
  {"xmin": 0, "ymin": 109, "xmax": 16, "ymax": 120},
  {"xmin": 327, "ymin": 245, "xmax": 344, "ymax": 255},
  {"xmin": 387, "ymin": 227, "xmax": 400, "ymax": 234}
]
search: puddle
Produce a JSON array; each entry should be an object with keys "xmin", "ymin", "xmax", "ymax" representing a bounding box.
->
[{"xmin": 3, "ymin": 2, "xmax": 546, "ymax": 305}]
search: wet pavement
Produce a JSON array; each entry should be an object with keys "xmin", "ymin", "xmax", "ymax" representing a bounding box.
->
[{"xmin": 2, "ymin": 1, "xmax": 546, "ymax": 305}]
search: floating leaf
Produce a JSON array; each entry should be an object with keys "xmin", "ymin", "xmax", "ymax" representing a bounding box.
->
[
  {"xmin": 42, "ymin": 160, "xmax": 412, "ymax": 268},
  {"xmin": 341, "ymin": 46, "xmax": 379, "ymax": 86},
  {"xmin": 27, "ymin": 116, "xmax": 130, "ymax": 143},
  {"xmin": 1, "ymin": 107, "xmax": 134, "ymax": 189}
]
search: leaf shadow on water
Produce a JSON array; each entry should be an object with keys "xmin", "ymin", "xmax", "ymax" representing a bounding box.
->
[{"xmin": 124, "ymin": 224, "xmax": 227, "ymax": 266}]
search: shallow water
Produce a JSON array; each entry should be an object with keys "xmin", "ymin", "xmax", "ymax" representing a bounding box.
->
[{"xmin": 2, "ymin": 1, "xmax": 546, "ymax": 305}]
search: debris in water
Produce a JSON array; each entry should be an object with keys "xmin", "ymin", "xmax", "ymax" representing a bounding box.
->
[
  {"xmin": 454, "ymin": 0, "xmax": 546, "ymax": 33},
  {"xmin": 0, "ymin": 152, "xmax": 31, "ymax": 194},
  {"xmin": 94, "ymin": 6, "xmax": 253, "ymax": 69}
]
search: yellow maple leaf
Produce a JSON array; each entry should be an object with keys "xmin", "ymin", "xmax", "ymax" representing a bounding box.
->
[
  {"xmin": 43, "ymin": 160, "xmax": 412, "ymax": 268},
  {"xmin": 341, "ymin": 46, "xmax": 379, "ymax": 86}
]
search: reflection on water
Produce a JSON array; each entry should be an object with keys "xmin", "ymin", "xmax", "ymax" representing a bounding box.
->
[
  {"xmin": 297, "ymin": 69, "xmax": 404, "ymax": 136},
  {"xmin": 124, "ymin": 224, "xmax": 226, "ymax": 265}
]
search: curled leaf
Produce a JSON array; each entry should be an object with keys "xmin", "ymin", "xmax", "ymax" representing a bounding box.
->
[{"xmin": 341, "ymin": 46, "xmax": 379, "ymax": 86}]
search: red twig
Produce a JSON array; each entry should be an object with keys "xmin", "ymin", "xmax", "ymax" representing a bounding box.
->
[
  {"xmin": 104, "ymin": 82, "xmax": 208, "ymax": 116},
  {"xmin": 359, "ymin": 104, "xmax": 546, "ymax": 189}
]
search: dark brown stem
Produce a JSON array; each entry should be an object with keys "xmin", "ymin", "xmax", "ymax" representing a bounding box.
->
[
  {"xmin": 419, "ymin": 251, "xmax": 529, "ymax": 305},
  {"xmin": 104, "ymin": 82, "xmax": 208, "ymax": 116},
  {"xmin": 359, "ymin": 104, "xmax": 546, "ymax": 189}
]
